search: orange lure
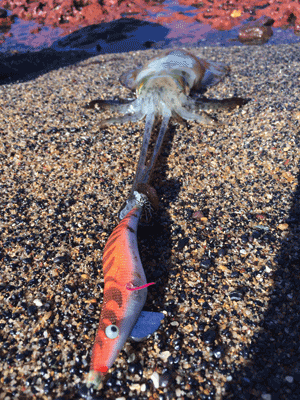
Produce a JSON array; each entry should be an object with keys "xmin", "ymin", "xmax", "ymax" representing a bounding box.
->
[{"xmin": 87, "ymin": 191, "xmax": 154, "ymax": 388}]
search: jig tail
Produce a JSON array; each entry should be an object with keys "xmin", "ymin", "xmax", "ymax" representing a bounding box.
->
[{"xmin": 86, "ymin": 369, "xmax": 103, "ymax": 390}]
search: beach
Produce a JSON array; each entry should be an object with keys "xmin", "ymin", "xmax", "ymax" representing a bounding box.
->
[{"xmin": 0, "ymin": 42, "xmax": 300, "ymax": 399}]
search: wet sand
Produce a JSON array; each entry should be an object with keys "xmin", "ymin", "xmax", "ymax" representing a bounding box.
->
[{"xmin": 0, "ymin": 43, "xmax": 300, "ymax": 399}]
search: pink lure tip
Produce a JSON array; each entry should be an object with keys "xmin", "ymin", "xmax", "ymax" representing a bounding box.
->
[{"xmin": 126, "ymin": 282, "xmax": 156, "ymax": 291}]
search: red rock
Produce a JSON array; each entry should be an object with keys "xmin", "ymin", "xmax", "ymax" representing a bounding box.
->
[
  {"xmin": 0, "ymin": 0, "xmax": 299, "ymax": 39},
  {"xmin": 0, "ymin": 14, "xmax": 14, "ymax": 31},
  {"xmin": 255, "ymin": 3, "xmax": 300, "ymax": 28},
  {"xmin": 211, "ymin": 17, "xmax": 235, "ymax": 31},
  {"xmin": 81, "ymin": 3, "xmax": 104, "ymax": 24}
]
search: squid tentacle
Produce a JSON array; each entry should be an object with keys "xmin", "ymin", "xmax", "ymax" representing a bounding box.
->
[
  {"xmin": 131, "ymin": 111, "xmax": 155, "ymax": 192},
  {"xmin": 138, "ymin": 109, "xmax": 172, "ymax": 185}
]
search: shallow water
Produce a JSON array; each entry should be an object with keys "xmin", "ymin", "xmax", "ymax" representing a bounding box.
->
[
  {"xmin": 1, "ymin": 0, "xmax": 300, "ymax": 55},
  {"xmin": 0, "ymin": 17, "xmax": 63, "ymax": 53}
]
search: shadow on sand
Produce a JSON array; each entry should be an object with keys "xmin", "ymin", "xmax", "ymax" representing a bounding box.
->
[{"xmin": 225, "ymin": 134, "xmax": 300, "ymax": 399}]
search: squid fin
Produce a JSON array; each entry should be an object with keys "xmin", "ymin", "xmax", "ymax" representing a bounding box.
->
[{"xmin": 200, "ymin": 60, "xmax": 230, "ymax": 88}]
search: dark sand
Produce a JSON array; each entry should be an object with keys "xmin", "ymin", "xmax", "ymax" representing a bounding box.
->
[{"xmin": 0, "ymin": 43, "xmax": 300, "ymax": 399}]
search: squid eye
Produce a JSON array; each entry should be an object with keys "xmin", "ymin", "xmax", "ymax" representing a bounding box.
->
[{"xmin": 105, "ymin": 325, "xmax": 119, "ymax": 339}]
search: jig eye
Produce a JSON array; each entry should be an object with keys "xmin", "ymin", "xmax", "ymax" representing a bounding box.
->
[{"xmin": 105, "ymin": 325, "xmax": 119, "ymax": 339}]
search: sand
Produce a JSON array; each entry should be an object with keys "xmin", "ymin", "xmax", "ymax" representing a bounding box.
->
[{"xmin": 0, "ymin": 43, "xmax": 300, "ymax": 399}]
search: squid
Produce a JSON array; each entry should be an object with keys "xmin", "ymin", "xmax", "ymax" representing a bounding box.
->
[
  {"xmin": 87, "ymin": 189, "xmax": 161, "ymax": 390},
  {"xmin": 86, "ymin": 49, "xmax": 247, "ymax": 206}
]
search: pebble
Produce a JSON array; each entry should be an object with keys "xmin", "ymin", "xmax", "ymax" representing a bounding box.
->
[
  {"xmin": 158, "ymin": 350, "xmax": 171, "ymax": 362},
  {"xmin": 277, "ymin": 223, "xmax": 289, "ymax": 231},
  {"xmin": 285, "ymin": 376, "xmax": 294, "ymax": 383},
  {"xmin": 261, "ymin": 395, "xmax": 272, "ymax": 400},
  {"xmin": 129, "ymin": 383, "xmax": 141, "ymax": 393},
  {"xmin": 33, "ymin": 299, "xmax": 43, "ymax": 307},
  {"xmin": 212, "ymin": 345, "xmax": 224, "ymax": 359},
  {"xmin": 175, "ymin": 388, "xmax": 184, "ymax": 397},
  {"xmin": 202, "ymin": 329, "xmax": 216, "ymax": 344},
  {"xmin": 127, "ymin": 353, "xmax": 136, "ymax": 363},
  {"xmin": 150, "ymin": 371, "xmax": 160, "ymax": 389},
  {"xmin": 229, "ymin": 289, "xmax": 244, "ymax": 301}
]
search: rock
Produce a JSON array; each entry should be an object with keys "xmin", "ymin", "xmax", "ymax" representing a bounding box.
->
[
  {"xmin": 150, "ymin": 371, "xmax": 160, "ymax": 389},
  {"xmin": 0, "ymin": 8, "xmax": 7, "ymax": 18},
  {"xmin": 238, "ymin": 16, "xmax": 274, "ymax": 45}
]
